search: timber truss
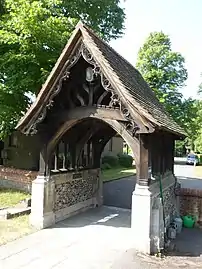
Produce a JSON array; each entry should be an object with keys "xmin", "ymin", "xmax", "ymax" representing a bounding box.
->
[{"xmin": 23, "ymin": 41, "xmax": 148, "ymax": 137}]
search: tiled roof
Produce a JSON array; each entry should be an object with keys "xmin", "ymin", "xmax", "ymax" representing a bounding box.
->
[
  {"xmin": 82, "ymin": 24, "xmax": 186, "ymax": 136},
  {"xmin": 17, "ymin": 22, "xmax": 186, "ymax": 137}
]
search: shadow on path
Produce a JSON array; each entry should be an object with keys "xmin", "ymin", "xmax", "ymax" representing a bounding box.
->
[{"xmin": 53, "ymin": 206, "xmax": 131, "ymax": 229}]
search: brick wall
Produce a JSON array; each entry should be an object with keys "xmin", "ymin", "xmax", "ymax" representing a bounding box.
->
[
  {"xmin": 179, "ymin": 188, "xmax": 202, "ymax": 227},
  {"xmin": 0, "ymin": 166, "xmax": 38, "ymax": 193}
]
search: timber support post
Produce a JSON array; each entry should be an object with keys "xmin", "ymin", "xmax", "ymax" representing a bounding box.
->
[{"xmin": 131, "ymin": 134, "xmax": 152, "ymax": 253}]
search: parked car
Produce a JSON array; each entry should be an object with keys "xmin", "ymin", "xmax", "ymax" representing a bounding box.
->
[{"xmin": 186, "ymin": 153, "xmax": 199, "ymax": 165}]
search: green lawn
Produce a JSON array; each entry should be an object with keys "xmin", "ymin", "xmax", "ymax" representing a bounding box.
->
[
  {"xmin": 0, "ymin": 215, "xmax": 36, "ymax": 246},
  {"xmin": 101, "ymin": 166, "xmax": 136, "ymax": 182},
  {"xmin": 0, "ymin": 188, "xmax": 34, "ymax": 245},
  {"xmin": 0, "ymin": 188, "xmax": 30, "ymax": 208},
  {"xmin": 193, "ymin": 165, "xmax": 202, "ymax": 178}
]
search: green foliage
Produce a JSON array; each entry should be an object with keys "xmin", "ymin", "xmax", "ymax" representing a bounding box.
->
[
  {"xmin": 117, "ymin": 153, "xmax": 133, "ymax": 168},
  {"xmin": 0, "ymin": 0, "xmax": 125, "ymax": 139},
  {"xmin": 101, "ymin": 162, "xmax": 111, "ymax": 170},
  {"xmin": 175, "ymin": 140, "xmax": 186, "ymax": 157},
  {"xmin": 199, "ymin": 154, "xmax": 202, "ymax": 164},
  {"xmin": 193, "ymin": 100, "xmax": 202, "ymax": 152},
  {"xmin": 198, "ymin": 74, "xmax": 202, "ymax": 95},
  {"xmin": 102, "ymin": 154, "xmax": 119, "ymax": 167},
  {"xmin": 135, "ymin": 31, "xmax": 202, "ymax": 154},
  {"xmin": 0, "ymin": 0, "xmax": 5, "ymax": 15},
  {"xmin": 136, "ymin": 32, "xmax": 188, "ymax": 124}
]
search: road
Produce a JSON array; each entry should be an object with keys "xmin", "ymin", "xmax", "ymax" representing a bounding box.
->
[
  {"xmin": 103, "ymin": 160, "xmax": 202, "ymax": 209},
  {"xmin": 103, "ymin": 176, "xmax": 135, "ymax": 209}
]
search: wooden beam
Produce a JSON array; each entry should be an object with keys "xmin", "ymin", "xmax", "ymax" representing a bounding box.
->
[
  {"xmin": 138, "ymin": 134, "xmax": 149, "ymax": 186},
  {"xmin": 171, "ymin": 138, "xmax": 175, "ymax": 173},
  {"xmin": 76, "ymin": 124, "xmax": 101, "ymax": 166},
  {"xmin": 54, "ymin": 107, "xmax": 128, "ymax": 122},
  {"xmin": 92, "ymin": 128, "xmax": 116, "ymax": 168},
  {"xmin": 39, "ymin": 147, "xmax": 48, "ymax": 176}
]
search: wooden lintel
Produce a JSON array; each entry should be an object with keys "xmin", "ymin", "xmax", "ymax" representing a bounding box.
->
[{"xmin": 58, "ymin": 107, "xmax": 128, "ymax": 122}]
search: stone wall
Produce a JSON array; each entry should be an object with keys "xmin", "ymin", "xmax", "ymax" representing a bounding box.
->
[
  {"xmin": 0, "ymin": 166, "xmax": 37, "ymax": 193},
  {"xmin": 162, "ymin": 181, "xmax": 179, "ymax": 226},
  {"xmin": 52, "ymin": 169, "xmax": 101, "ymax": 222},
  {"xmin": 179, "ymin": 187, "xmax": 202, "ymax": 227},
  {"xmin": 150, "ymin": 173, "xmax": 179, "ymax": 227},
  {"xmin": 149, "ymin": 173, "xmax": 179, "ymax": 253}
]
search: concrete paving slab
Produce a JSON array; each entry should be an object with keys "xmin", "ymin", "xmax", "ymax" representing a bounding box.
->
[{"xmin": 0, "ymin": 207, "xmax": 133, "ymax": 269}]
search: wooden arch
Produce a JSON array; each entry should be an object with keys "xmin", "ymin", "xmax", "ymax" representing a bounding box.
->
[{"xmin": 46, "ymin": 116, "xmax": 140, "ymax": 175}]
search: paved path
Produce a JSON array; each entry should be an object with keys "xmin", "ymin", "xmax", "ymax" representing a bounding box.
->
[
  {"xmin": 103, "ymin": 176, "xmax": 135, "ymax": 209},
  {"xmin": 2, "ymin": 206, "xmax": 202, "ymax": 269},
  {"xmin": 0, "ymin": 207, "xmax": 134, "ymax": 269},
  {"xmin": 1, "ymin": 163, "xmax": 202, "ymax": 268}
]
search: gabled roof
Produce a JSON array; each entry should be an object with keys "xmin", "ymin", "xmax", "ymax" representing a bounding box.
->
[{"xmin": 16, "ymin": 21, "xmax": 186, "ymax": 137}]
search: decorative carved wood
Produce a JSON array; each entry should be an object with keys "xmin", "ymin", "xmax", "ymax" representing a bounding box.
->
[{"xmin": 26, "ymin": 41, "xmax": 140, "ymax": 137}]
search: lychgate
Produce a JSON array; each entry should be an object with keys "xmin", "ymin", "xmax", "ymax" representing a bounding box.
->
[{"xmin": 15, "ymin": 22, "xmax": 185, "ymax": 254}]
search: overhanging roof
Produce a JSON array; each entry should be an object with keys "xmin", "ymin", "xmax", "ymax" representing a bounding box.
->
[{"xmin": 16, "ymin": 21, "xmax": 186, "ymax": 138}]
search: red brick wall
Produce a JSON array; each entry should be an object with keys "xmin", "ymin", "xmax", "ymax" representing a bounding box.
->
[
  {"xmin": 179, "ymin": 188, "xmax": 202, "ymax": 227},
  {"xmin": 0, "ymin": 166, "xmax": 38, "ymax": 185}
]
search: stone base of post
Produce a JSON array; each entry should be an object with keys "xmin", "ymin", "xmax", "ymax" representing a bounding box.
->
[
  {"xmin": 131, "ymin": 184, "xmax": 152, "ymax": 253},
  {"xmin": 30, "ymin": 175, "xmax": 55, "ymax": 229}
]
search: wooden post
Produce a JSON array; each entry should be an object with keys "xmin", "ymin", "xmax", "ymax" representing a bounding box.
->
[
  {"xmin": 39, "ymin": 148, "xmax": 47, "ymax": 176},
  {"xmin": 151, "ymin": 134, "xmax": 159, "ymax": 177},
  {"xmin": 171, "ymin": 138, "xmax": 175, "ymax": 173},
  {"xmin": 138, "ymin": 134, "xmax": 149, "ymax": 186}
]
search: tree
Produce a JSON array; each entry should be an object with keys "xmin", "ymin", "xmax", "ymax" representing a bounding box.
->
[
  {"xmin": 0, "ymin": 0, "xmax": 125, "ymax": 138},
  {"xmin": 0, "ymin": 0, "xmax": 5, "ymax": 15},
  {"xmin": 194, "ymin": 100, "xmax": 202, "ymax": 152},
  {"xmin": 136, "ymin": 32, "xmax": 188, "ymax": 124},
  {"xmin": 198, "ymin": 74, "xmax": 202, "ymax": 94}
]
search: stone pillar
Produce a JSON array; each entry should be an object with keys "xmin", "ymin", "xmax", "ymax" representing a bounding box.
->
[
  {"xmin": 30, "ymin": 175, "xmax": 55, "ymax": 229},
  {"xmin": 131, "ymin": 184, "xmax": 152, "ymax": 253},
  {"xmin": 131, "ymin": 184, "xmax": 165, "ymax": 254}
]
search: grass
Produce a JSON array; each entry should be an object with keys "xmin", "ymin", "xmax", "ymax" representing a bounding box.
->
[
  {"xmin": 101, "ymin": 166, "xmax": 136, "ymax": 182},
  {"xmin": 193, "ymin": 165, "xmax": 202, "ymax": 178},
  {"xmin": 0, "ymin": 215, "xmax": 36, "ymax": 246},
  {"xmin": 0, "ymin": 188, "xmax": 34, "ymax": 245},
  {"xmin": 0, "ymin": 188, "xmax": 30, "ymax": 208}
]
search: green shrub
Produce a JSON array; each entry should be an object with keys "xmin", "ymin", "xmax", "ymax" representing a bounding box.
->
[
  {"xmin": 118, "ymin": 153, "xmax": 133, "ymax": 168},
  {"xmin": 199, "ymin": 154, "xmax": 202, "ymax": 164},
  {"xmin": 101, "ymin": 163, "xmax": 111, "ymax": 170},
  {"xmin": 102, "ymin": 153, "xmax": 119, "ymax": 167}
]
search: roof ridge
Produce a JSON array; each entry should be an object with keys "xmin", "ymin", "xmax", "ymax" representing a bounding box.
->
[
  {"xmin": 79, "ymin": 23, "xmax": 185, "ymax": 136},
  {"xmin": 79, "ymin": 24, "xmax": 156, "ymax": 130},
  {"xmin": 80, "ymin": 23, "xmax": 168, "ymax": 113},
  {"xmin": 81, "ymin": 23, "xmax": 140, "ymax": 76}
]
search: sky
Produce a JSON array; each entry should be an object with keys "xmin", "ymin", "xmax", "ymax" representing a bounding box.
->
[{"xmin": 110, "ymin": 0, "xmax": 202, "ymax": 99}]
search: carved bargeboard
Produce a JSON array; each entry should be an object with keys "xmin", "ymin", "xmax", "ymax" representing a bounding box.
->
[{"xmin": 25, "ymin": 42, "xmax": 139, "ymax": 137}]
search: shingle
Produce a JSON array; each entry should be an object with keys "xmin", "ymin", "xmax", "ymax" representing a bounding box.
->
[
  {"xmin": 16, "ymin": 22, "xmax": 186, "ymax": 137},
  {"xmin": 83, "ymin": 25, "xmax": 186, "ymax": 136}
]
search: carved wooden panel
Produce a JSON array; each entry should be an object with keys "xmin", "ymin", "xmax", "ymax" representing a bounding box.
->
[{"xmin": 26, "ymin": 41, "xmax": 140, "ymax": 138}]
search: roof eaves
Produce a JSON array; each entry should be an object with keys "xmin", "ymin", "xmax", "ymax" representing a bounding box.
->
[{"xmin": 16, "ymin": 25, "xmax": 83, "ymax": 131}]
